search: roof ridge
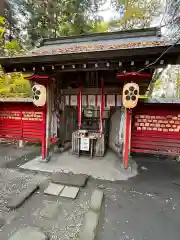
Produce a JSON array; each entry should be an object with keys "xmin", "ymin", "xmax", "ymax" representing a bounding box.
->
[{"xmin": 41, "ymin": 27, "xmax": 161, "ymax": 46}]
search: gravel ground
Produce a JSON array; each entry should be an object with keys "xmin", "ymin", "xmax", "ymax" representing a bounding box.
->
[
  {"xmin": 0, "ymin": 168, "xmax": 94, "ymax": 240},
  {"xmin": 0, "ymin": 143, "xmax": 93, "ymax": 240}
]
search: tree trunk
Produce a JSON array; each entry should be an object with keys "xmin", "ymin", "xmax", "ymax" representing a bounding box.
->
[{"xmin": 147, "ymin": 69, "xmax": 164, "ymax": 97}]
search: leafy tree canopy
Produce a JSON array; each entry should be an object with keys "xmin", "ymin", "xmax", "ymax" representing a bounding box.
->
[{"xmin": 0, "ymin": 16, "xmax": 32, "ymax": 98}]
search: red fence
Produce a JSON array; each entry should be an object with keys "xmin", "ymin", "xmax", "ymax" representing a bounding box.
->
[
  {"xmin": 131, "ymin": 104, "xmax": 180, "ymax": 156},
  {"xmin": 0, "ymin": 102, "xmax": 46, "ymax": 144}
]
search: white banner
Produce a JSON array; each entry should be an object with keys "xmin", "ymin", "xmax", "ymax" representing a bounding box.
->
[
  {"xmin": 88, "ymin": 95, "xmax": 95, "ymax": 106},
  {"xmin": 70, "ymin": 95, "xmax": 78, "ymax": 106},
  {"xmin": 65, "ymin": 95, "xmax": 70, "ymax": 105},
  {"xmin": 107, "ymin": 95, "xmax": 115, "ymax": 107},
  {"xmin": 82, "ymin": 95, "xmax": 87, "ymax": 106}
]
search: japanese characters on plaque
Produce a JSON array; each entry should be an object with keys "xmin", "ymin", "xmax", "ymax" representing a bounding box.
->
[
  {"xmin": 23, "ymin": 111, "xmax": 43, "ymax": 121},
  {"xmin": 106, "ymin": 95, "xmax": 115, "ymax": 107},
  {"xmin": 88, "ymin": 95, "xmax": 96, "ymax": 106},
  {"xmin": 135, "ymin": 114, "xmax": 180, "ymax": 132},
  {"xmin": 82, "ymin": 95, "xmax": 87, "ymax": 106},
  {"xmin": 0, "ymin": 111, "xmax": 20, "ymax": 120},
  {"xmin": 0, "ymin": 111, "xmax": 42, "ymax": 121}
]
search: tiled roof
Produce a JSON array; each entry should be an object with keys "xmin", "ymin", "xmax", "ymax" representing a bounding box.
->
[
  {"xmin": 28, "ymin": 28, "xmax": 169, "ymax": 57},
  {"xmin": 31, "ymin": 40, "xmax": 166, "ymax": 56},
  {"xmin": 140, "ymin": 98, "xmax": 180, "ymax": 104}
]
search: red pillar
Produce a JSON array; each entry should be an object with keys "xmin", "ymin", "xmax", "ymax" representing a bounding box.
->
[
  {"xmin": 20, "ymin": 109, "xmax": 23, "ymax": 140},
  {"xmin": 78, "ymin": 80, "xmax": 82, "ymax": 129},
  {"xmin": 123, "ymin": 108, "xmax": 132, "ymax": 169},
  {"xmin": 42, "ymin": 105, "xmax": 46, "ymax": 160}
]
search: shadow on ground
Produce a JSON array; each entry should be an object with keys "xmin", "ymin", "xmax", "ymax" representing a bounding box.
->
[
  {"xmin": 96, "ymin": 154, "xmax": 180, "ymax": 240},
  {"xmin": 0, "ymin": 143, "xmax": 41, "ymax": 169}
]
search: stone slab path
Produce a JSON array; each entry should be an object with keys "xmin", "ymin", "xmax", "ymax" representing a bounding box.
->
[
  {"xmin": 44, "ymin": 183, "xmax": 64, "ymax": 196},
  {"xmin": 60, "ymin": 186, "xmax": 80, "ymax": 199}
]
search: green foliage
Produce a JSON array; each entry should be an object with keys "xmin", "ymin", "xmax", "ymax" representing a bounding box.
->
[
  {"xmin": 176, "ymin": 72, "xmax": 180, "ymax": 98},
  {"xmin": 11, "ymin": 0, "xmax": 163, "ymax": 46},
  {"xmin": 16, "ymin": 0, "xmax": 107, "ymax": 46},
  {"xmin": 0, "ymin": 72, "xmax": 32, "ymax": 98},
  {"xmin": 0, "ymin": 15, "xmax": 31, "ymax": 99},
  {"xmin": 154, "ymin": 79, "xmax": 162, "ymax": 90},
  {"xmin": 0, "ymin": 16, "xmax": 5, "ymax": 25},
  {"xmin": 0, "ymin": 15, "xmax": 21, "ymax": 56},
  {"xmin": 87, "ymin": 21, "xmax": 109, "ymax": 33},
  {"xmin": 4, "ymin": 41, "xmax": 21, "ymax": 56},
  {"xmin": 109, "ymin": 0, "xmax": 161, "ymax": 30}
]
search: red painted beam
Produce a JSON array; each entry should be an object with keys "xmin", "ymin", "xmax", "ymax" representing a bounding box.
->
[
  {"xmin": 24, "ymin": 74, "xmax": 51, "ymax": 85},
  {"xmin": 28, "ymin": 74, "xmax": 49, "ymax": 79},
  {"xmin": 116, "ymin": 72, "xmax": 152, "ymax": 81}
]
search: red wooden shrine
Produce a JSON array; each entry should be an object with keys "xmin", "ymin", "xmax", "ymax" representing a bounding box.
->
[{"xmin": 1, "ymin": 28, "xmax": 180, "ymax": 168}]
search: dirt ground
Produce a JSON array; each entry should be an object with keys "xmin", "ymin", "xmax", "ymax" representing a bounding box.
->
[{"xmin": 0, "ymin": 144, "xmax": 180, "ymax": 240}]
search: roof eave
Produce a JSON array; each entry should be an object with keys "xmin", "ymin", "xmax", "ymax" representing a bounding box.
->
[{"xmin": 0, "ymin": 45, "xmax": 176, "ymax": 63}]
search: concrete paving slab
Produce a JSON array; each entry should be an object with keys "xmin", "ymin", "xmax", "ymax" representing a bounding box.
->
[
  {"xmin": 44, "ymin": 183, "xmax": 64, "ymax": 196},
  {"xmin": 51, "ymin": 172, "xmax": 88, "ymax": 187},
  {"xmin": 7, "ymin": 184, "xmax": 38, "ymax": 209},
  {"xmin": 20, "ymin": 151, "xmax": 138, "ymax": 181},
  {"xmin": 8, "ymin": 226, "xmax": 48, "ymax": 240},
  {"xmin": 90, "ymin": 189, "xmax": 103, "ymax": 212},
  {"xmin": 79, "ymin": 210, "xmax": 99, "ymax": 240},
  {"xmin": 60, "ymin": 186, "xmax": 79, "ymax": 199},
  {"xmin": 79, "ymin": 188, "xmax": 103, "ymax": 240}
]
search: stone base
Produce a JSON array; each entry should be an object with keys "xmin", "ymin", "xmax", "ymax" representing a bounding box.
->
[{"xmin": 39, "ymin": 155, "xmax": 51, "ymax": 162}]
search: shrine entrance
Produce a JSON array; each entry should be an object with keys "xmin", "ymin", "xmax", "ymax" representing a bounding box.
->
[
  {"xmin": 1, "ymin": 27, "xmax": 180, "ymax": 169},
  {"xmin": 56, "ymin": 71, "xmax": 123, "ymax": 159}
]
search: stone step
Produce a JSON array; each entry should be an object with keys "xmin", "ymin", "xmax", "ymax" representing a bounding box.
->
[
  {"xmin": 51, "ymin": 172, "xmax": 88, "ymax": 187},
  {"xmin": 7, "ymin": 184, "xmax": 38, "ymax": 209}
]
